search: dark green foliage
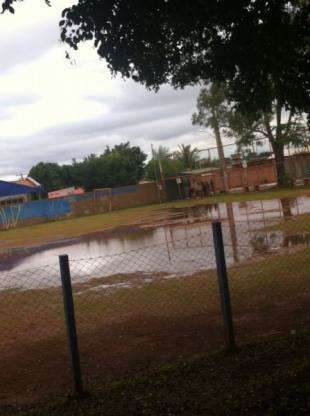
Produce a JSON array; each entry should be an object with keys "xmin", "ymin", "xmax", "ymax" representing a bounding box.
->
[
  {"xmin": 29, "ymin": 162, "xmax": 66, "ymax": 195},
  {"xmin": 29, "ymin": 142, "xmax": 147, "ymax": 192},
  {"xmin": 145, "ymin": 158, "xmax": 184, "ymax": 181},
  {"xmin": 175, "ymin": 144, "xmax": 199, "ymax": 170},
  {"xmin": 145, "ymin": 146, "xmax": 184, "ymax": 180},
  {"xmin": 56, "ymin": 0, "xmax": 310, "ymax": 117},
  {"xmin": 3, "ymin": 1, "xmax": 309, "ymax": 117}
]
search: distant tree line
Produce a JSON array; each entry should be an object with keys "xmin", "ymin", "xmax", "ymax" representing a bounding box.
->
[
  {"xmin": 29, "ymin": 142, "xmax": 147, "ymax": 194},
  {"xmin": 5, "ymin": 1, "xmax": 310, "ymax": 189},
  {"xmin": 29, "ymin": 142, "xmax": 207, "ymax": 194}
]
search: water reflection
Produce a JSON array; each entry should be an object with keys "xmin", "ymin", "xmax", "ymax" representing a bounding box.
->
[
  {"xmin": 1, "ymin": 195, "xmax": 310, "ymax": 285},
  {"xmin": 280, "ymin": 197, "xmax": 293, "ymax": 219},
  {"xmin": 226, "ymin": 202, "xmax": 239, "ymax": 263}
]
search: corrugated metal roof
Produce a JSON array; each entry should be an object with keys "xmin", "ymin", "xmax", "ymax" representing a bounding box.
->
[
  {"xmin": 0, "ymin": 180, "xmax": 41, "ymax": 198},
  {"xmin": 12, "ymin": 177, "xmax": 41, "ymax": 188}
]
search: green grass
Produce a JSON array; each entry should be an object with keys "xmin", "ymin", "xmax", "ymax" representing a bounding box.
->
[
  {"xmin": 1, "ymin": 244, "xmax": 309, "ymax": 335},
  {"xmin": 1, "ymin": 187, "xmax": 309, "ymax": 252},
  {"xmin": 7, "ymin": 332, "xmax": 310, "ymax": 416}
]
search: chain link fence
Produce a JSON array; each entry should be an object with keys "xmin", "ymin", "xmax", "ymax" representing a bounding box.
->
[{"xmin": 0, "ymin": 215, "xmax": 309, "ymax": 407}]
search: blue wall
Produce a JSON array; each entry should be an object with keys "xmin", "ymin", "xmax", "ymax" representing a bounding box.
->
[
  {"xmin": 0, "ymin": 185, "xmax": 140, "ymax": 227},
  {"xmin": 0, "ymin": 198, "xmax": 71, "ymax": 226}
]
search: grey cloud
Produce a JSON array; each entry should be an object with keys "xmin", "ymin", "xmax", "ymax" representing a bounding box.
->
[
  {"xmin": 0, "ymin": 84, "xmax": 202, "ymax": 177},
  {"xmin": 86, "ymin": 83, "xmax": 200, "ymax": 113},
  {"xmin": 70, "ymin": 84, "xmax": 200, "ymax": 138},
  {"xmin": 0, "ymin": 94, "xmax": 39, "ymax": 121},
  {"xmin": 0, "ymin": 94, "xmax": 39, "ymax": 107},
  {"xmin": 0, "ymin": 20, "xmax": 58, "ymax": 73}
]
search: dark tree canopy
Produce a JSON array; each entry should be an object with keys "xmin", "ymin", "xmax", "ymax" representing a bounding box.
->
[
  {"xmin": 57, "ymin": 1, "xmax": 310, "ymax": 116},
  {"xmin": 3, "ymin": 1, "xmax": 309, "ymax": 116},
  {"xmin": 29, "ymin": 142, "xmax": 147, "ymax": 193},
  {"xmin": 29, "ymin": 162, "xmax": 66, "ymax": 194}
]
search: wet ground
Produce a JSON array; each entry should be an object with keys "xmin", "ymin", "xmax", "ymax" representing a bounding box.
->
[
  {"xmin": 1, "ymin": 196, "xmax": 310, "ymax": 406},
  {"xmin": 1, "ymin": 196, "xmax": 310, "ymax": 290}
]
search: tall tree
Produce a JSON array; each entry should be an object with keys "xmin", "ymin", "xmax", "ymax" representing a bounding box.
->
[
  {"xmin": 175, "ymin": 144, "xmax": 199, "ymax": 170},
  {"xmin": 145, "ymin": 146, "xmax": 183, "ymax": 181},
  {"xmin": 192, "ymin": 84, "xmax": 230, "ymax": 190},
  {"xmin": 228, "ymin": 103, "xmax": 310, "ymax": 186},
  {"xmin": 103, "ymin": 142, "xmax": 147, "ymax": 187},
  {"xmin": 29, "ymin": 162, "xmax": 66, "ymax": 195},
  {"xmin": 153, "ymin": 146, "xmax": 171, "ymax": 159},
  {"xmin": 193, "ymin": 84, "xmax": 310, "ymax": 187}
]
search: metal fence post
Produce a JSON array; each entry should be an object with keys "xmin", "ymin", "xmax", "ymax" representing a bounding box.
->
[
  {"xmin": 212, "ymin": 221, "xmax": 236, "ymax": 352},
  {"xmin": 59, "ymin": 254, "xmax": 84, "ymax": 397}
]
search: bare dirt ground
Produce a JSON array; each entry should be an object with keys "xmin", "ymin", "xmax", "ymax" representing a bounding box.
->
[
  {"xmin": 0, "ymin": 245, "xmax": 309, "ymax": 407},
  {"xmin": 1, "ymin": 300, "xmax": 308, "ymax": 407}
]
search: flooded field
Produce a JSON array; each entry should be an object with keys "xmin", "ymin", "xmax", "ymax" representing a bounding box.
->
[
  {"xmin": 1, "ymin": 196, "xmax": 310, "ymax": 290},
  {"xmin": 1, "ymin": 196, "xmax": 310, "ymax": 405}
]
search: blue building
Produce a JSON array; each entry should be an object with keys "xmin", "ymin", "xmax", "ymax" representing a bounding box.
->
[{"xmin": 0, "ymin": 178, "xmax": 41, "ymax": 206}]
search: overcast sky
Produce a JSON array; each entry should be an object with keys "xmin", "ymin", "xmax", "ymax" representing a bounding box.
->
[{"xmin": 0, "ymin": 0, "xmax": 222, "ymax": 181}]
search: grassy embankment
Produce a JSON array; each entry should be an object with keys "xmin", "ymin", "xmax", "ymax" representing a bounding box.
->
[{"xmin": 1, "ymin": 187, "xmax": 310, "ymax": 252}]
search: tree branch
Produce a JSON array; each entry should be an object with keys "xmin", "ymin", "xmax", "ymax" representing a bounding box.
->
[
  {"xmin": 253, "ymin": 128, "xmax": 270, "ymax": 138},
  {"xmin": 284, "ymin": 110, "xmax": 293, "ymax": 139},
  {"xmin": 275, "ymin": 100, "xmax": 282, "ymax": 140},
  {"xmin": 263, "ymin": 113, "xmax": 275, "ymax": 145}
]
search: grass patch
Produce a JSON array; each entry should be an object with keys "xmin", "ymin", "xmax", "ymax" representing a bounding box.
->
[
  {"xmin": 7, "ymin": 331, "xmax": 310, "ymax": 416},
  {"xmin": 0, "ymin": 245, "xmax": 309, "ymax": 405},
  {"xmin": 265, "ymin": 212, "xmax": 310, "ymax": 234},
  {"xmin": 1, "ymin": 187, "xmax": 310, "ymax": 251}
]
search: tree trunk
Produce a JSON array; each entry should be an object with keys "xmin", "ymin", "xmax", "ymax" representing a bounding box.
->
[
  {"xmin": 212, "ymin": 110, "xmax": 229, "ymax": 192},
  {"xmin": 273, "ymin": 143, "xmax": 287, "ymax": 187},
  {"xmin": 264, "ymin": 110, "xmax": 288, "ymax": 188}
]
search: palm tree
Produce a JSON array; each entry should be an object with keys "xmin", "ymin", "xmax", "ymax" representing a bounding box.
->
[
  {"xmin": 153, "ymin": 145, "xmax": 171, "ymax": 159},
  {"xmin": 176, "ymin": 144, "xmax": 199, "ymax": 170}
]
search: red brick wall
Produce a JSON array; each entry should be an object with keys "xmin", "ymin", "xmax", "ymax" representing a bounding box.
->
[
  {"xmin": 190, "ymin": 160, "xmax": 277, "ymax": 192},
  {"xmin": 111, "ymin": 183, "xmax": 159, "ymax": 210},
  {"xmin": 71, "ymin": 183, "xmax": 159, "ymax": 215}
]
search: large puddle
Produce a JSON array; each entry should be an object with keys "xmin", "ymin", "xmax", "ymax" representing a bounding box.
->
[{"xmin": 1, "ymin": 196, "xmax": 310, "ymax": 290}]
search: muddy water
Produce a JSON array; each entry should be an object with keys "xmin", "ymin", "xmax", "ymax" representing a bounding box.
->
[{"xmin": 1, "ymin": 196, "xmax": 310, "ymax": 290}]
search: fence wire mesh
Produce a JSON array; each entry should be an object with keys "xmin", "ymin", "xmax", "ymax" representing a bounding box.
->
[
  {"xmin": 68, "ymin": 236, "xmax": 221, "ymax": 391},
  {"xmin": 0, "ymin": 265, "xmax": 71, "ymax": 405},
  {"xmin": 0, "ymin": 211, "xmax": 309, "ymax": 406},
  {"xmin": 222, "ymin": 215, "xmax": 310, "ymax": 347}
]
